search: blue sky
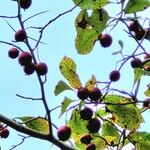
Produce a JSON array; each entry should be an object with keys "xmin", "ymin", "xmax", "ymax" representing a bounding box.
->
[{"xmin": 0, "ymin": 0, "xmax": 150, "ymax": 150}]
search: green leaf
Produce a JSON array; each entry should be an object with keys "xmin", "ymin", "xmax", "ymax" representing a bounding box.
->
[
  {"xmin": 75, "ymin": 28, "xmax": 98, "ymax": 55},
  {"xmin": 96, "ymin": 109, "xmax": 108, "ymax": 117},
  {"xmin": 134, "ymin": 68, "xmax": 150, "ymax": 85},
  {"xmin": 124, "ymin": 0, "xmax": 150, "ymax": 14},
  {"xmin": 59, "ymin": 56, "xmax": 82, "ymax": 89},
  {"xmin": 104, "ymin": 95, "xmax": 144, "ymax": 130},
  {"xmin": 144, "ymin": 89, "xmax": 150, "ymax": 97},
  {"xmin": 89, "ymin": 9, "xmax": 109, "ymax": 33},
  {"xmin": 92, "ymin": 137, "xmax": 106, "ymax": 150},
  {"xmin": 73, "ymin": 0, "xmax": 109, "ymax": 10},
  {"xmin": 74, "ymin": 9, "xmax": 109, "ymax": 55},
  {"xmin": 129, "ymin": 132, "xmax": 150, "ymax": 150},
  {"xmin": 18, "ymin": 116, "xmax": 49, "ymax": 133},
  {"xmin": 59, "ymin": 97, "xmax": 74, "ymax": 118},
  {"xmin": 68, "ymin": 109, "xmax": 88, "ymax": 145},
  {"xmin": 85, "ymin": 75, "xmax": 97, "ymax": 91},
  {"xmin": 101, "ymin": 121, "xmax": 120, "ymax": 144},
  {"xmin": 54, "ymin": 80, "xmax": 73, "ymax": 96}
]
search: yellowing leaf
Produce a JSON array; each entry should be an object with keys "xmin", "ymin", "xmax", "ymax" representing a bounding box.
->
[
  {"xmin": 85, "ymin": 75, "xmax": 97, "ymax": 91},
  {"xmin": 18, "ymin": 116, "xmax": 49, "ymax": 134},
  {"xmin": 59, "ymin": 56, "xmax": 82, "ymax": 89},
  {"xmin": 104, "ymin": 95, "xmax": 143, "ymax": 130}
]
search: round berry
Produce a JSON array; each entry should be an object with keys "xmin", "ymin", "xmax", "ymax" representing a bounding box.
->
[
  {"xmin": 86, "ymin": 118, "xmax": 101, "ymax": 133},
  {"xmin": 8, "ymin": 48, "xmax": 19, "ymax": 59},
  {"xmin": 15, "ymin": 29, "xmax": 27, "ymax": 42},
  {"xmin": 80, "ymin": 107, "xmax": 93, "ymax": 120},
  {"xmin": 109, "ymin": 70, "xmax": 120, "ymax": 82},
  {"xmin": 86, "ymin": 143, "xmax": 96, "ymax": 150},
  {"xmin": 128, "ymin": 21, "xmax": 139, "ymax": 32},
  {"xmin": 80, "ymin": 133, "xmax": 92, "ymax": 145},
  {"xmin": 77, "ymin": 87, "xmax": 90, "ymax": 100},
  {"xmin": 89, "ymin": 87, "xmax": 102, "ymax": 102},
  {"xmin": 143, "ymin": 99, "xmax": 150, "ymax": 108},
  {"xmin": 23, "ymin": 63, "xmax": 35, "ymax": 75},
  {"xmin": 134, "ymin": 29, "xmax": 145, "ymax": 41},
  {"xmin": 57, "ymin": 125, "xmax": 71, "ymax": 141},
  {"xmin": 18, "ymin": 52, "xmax": 32, "ymax": 66},
  {"xmin": 0, "ymin": 128, "xmax": 9, "ymax": 138},
  {"xmin": 100, "ymin": 34, "xmax": 112, "ymax": 48},
  {"xmin": 19, "ymin": 0, "xmax": 32, "ymax": 9},
  {"xmin": 130, "ymin": 58, "xmax": 142, "ymax": 68},
  {"xmin": 35, "ymin": 62, "xmax": 48, "ymax": 76}
]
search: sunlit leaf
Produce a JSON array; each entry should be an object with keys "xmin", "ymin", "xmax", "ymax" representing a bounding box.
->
[
  {"xmin": 101, "ymin": 121, "xmax": 120, "ymax": 144},
  {"xmin": 129, "ymin": 131, "xmax": 150, "ymax": 150},
  {"xmin": 54, "ymin": 80, "xmax": 73, "ymax": 96},
  {"xmin": 59, "ymin": 56, "xmax": 82, "ymax": 89},
  {"xmin": 144, "ymin": 89, "xmax": 150, "ymax": 97},
  {"xmin": 96, "ymin": 109, "xmax": 108, "ymax": 117},
  {"xmin": 124, "ymin": 0, "xmax": 150, "ymax": 14},
  {"xmin": 73, "ymin": 0, "xmax": 109, "ymax": 10},
  {"xmin": 85, "ymin": 75, "xmax": 97, "ymax": 91},
  {"xmin": 59, "ymin": 97, "xmax": 74, "ymax": 118},
  {"xmin": 89, "ymin": 8, "xmax": 109, "ymax": 33},
  {"xmin": 68, "ymin": 109, "xmax": 88, "ymax": 145},
  {"xmin": 104, "ymin": 95, "xmax": 144, "ymax": 130},
  {"xmin": 92, "ymin": 136, "xmax": 106, "ymax": 150},
  {"xmin": 18, "ymin": 116, "xmax": 49, "ymax": 133},
  {"xmin": 75, "ymin": 28, "xmax": 98, "ymax": 55}
]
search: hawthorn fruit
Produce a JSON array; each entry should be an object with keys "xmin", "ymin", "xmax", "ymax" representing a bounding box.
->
[
  {"xmin": 86, "ymin": 118, "xmax": 101, "ymax": 133},
  {"xmin": 80, "ymin": 107, "xmax": 93, "ymax": 120},
  {"xmin": 143, "ymin": 99, "xmax": 150, "ymax": 108},
  {"xmin": 23, "ymin": 63, "xmax": 35, "ymax": 75},
  {"xmin": 8, "ymin": 47, "xmax": 19, "ymax": 59},
  {"xmin": 15, "ymin": 29, "xmax": 27, "ymax": 42},
  {"xmin": 80, "ymin": 133, "xmax": 92, "ymax": 145},
  {"xmin": 130, "ymin": 58, "xmax": 142, "ymax": 68},
  {"xmin": 128, "ymin": 20, "xmax": 139, "ymax": 32},
  {"xmin": 109, "ymin": 70, "xmax": 120, "ymax": 82},
  {"xmin": 19, "ymin": 0, "xmax": 32, "ymax": 9},
  {"xmin": 144, "ymin": 28, "xmax": 150, "ymax": 40},
  {"xmin": 18, "ymin": 52, "xmax": 32, "ymax": 66},
  {"xmin": 35, "ymin": 62, "xmax": 48, "ymax": 76},
  {"xmin": 89, "ymin": 87, "xmax": 102, "ymax": 102},
  {"xmin": 134, "ymin": 29, "xmax": 146, "ymax": 41},
  {"xmin": 99, "ymin": 34, "xmax": 112, "ymax": 48},
  {"xmin": 86, "ymin": 143, "xmax": 96, "ymax": 150},
  {"xmin": 144, "ymin": 52, "xmax": 150, "ymax": 59},
  {"xmin": 77, "ymin": 87, "xmax": 90, "ymax": 100},
  {"xmin": 57, "ymin": 125, "xmax": 71, "ymax": 141},
  {"xmin": 0, "ymin": 128, "xmax": 9, "ymax": 138}
]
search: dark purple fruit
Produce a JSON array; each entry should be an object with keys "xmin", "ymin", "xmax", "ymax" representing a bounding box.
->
[
  {"xmin": 77, "ymin": 87, "xmax": 90, "ymax": 100},
  {"xmin": 144, "ymin": 52, "xmax": 150, "ymax": 59},
  {"xmin": 80, "ymin": 133, "xmax": 92, "ymax": 145},
  {"xmin": 128, "ymin": 21, "xmax": 139, "ymax": 32},
  {"xmin": 130, "ymin": 58, "xmax": 142, "ymax": 68},
  {"xmin": 80, "ymin": 107, "xmax": 93, "ymax": 120},
  {"xmin": 23, "ymin": 63, "xmax": 35, "ymax": 75},
  {"xmin": 18, "ymin": 52, "xmax": 32, "ymax": 66},
  {"xmin": 100, "ymin": 34, "xmax": 112, "ymax": 48},
  {"xmin": 35, "ymin": 62, "xmax": 48, "ymax": 76},
  {"xmin": 0, "ymin": 128, "xmax": 9, "ymax": 138},
  {"xmin": 15, "ymin": 29, "xmax": 27, "ymax": 42},
  {"xmin": 57, "ymin": 125, "xmax": 71, "ymax": 141},
  {"xmin": 144, "ymin": 28, "xmax": 150, "ymax": 40},
  {"xmin": 86, "ymin": 143, "xmax": 96, "ymax": 150},
  {"xmin": 86, "ymin": 118, "xmax": 101, "ymax": 133},
  {"xmin": 19, "ymin": 0, "xmax": 32, "ymax": 9},
  {"xmin": 143, "ymin": 99, "xmax": 150, "ymax": 108},
  {"xmin": 8, "ymin": 48, "xmax": 19, "ymax": 59},
  {"xmin": 109, "ymin": 70, "xmax": 120, "ymax": 82},
  {"xmin": 89, "ymin": 87, "xmax": 102, "ymax": 102},
  {"xmin": 134, "ymin": 29, "xmax": 146, "ymax": 41}
]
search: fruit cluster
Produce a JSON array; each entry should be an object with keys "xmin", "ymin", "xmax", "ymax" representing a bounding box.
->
[
  {"xmin": 128, "ymin": 20, "xmax": 150, "ymax": 41},
  {"xmin": 0, "ymin": 125, "xmax": 9, "ymax": 139},
  {"xmin": 77, "ymin": 87, "xmax": 102, "ymax": 102}
]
